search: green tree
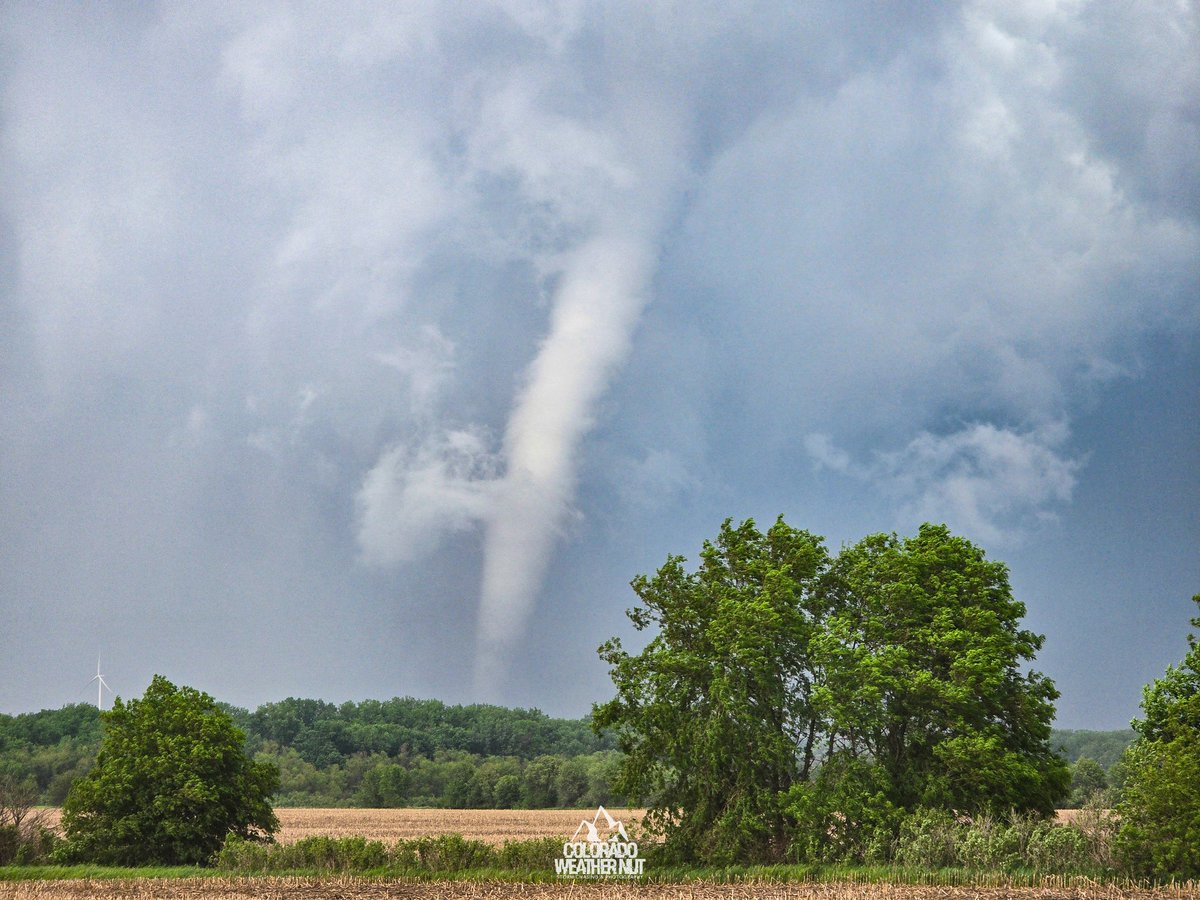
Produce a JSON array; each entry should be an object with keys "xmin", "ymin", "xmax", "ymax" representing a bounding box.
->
[
  {"xmin": 1068, "ymin": 757, "xmax": 1107, "ymax": 807},
  {"xmin": 60, "ymin": 676, "xmax": 279, "ymax": 865},
  {"xmin": 814, "ymin": 524, "xmax": 1068, "ymax": 816},
  {"xmin": 595, "ymin": 517, "xmax": 830, "ymax": 862},
  {"xmin": 521, "ymin": 755, "xmax": 560, "ymax": 808},
  {"xmin": 596, "ymin": 518, "xmax": 1069, "ymax": 865},
  {"xmin": 1116, "ymin": 594, "xmax": 1200, "ymax": 879}
]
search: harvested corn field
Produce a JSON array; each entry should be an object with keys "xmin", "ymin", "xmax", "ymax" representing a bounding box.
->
[
  {"xmin": 271, "ymin": 808, "xmax": 647, "ymax": 845},
  {"xmin": 28, "ymin": 808, "xmax": 647, "ymax": 846},
  {"xmin": 1, "ymin": 877, "xmax": 1198, "ymax": 899}
]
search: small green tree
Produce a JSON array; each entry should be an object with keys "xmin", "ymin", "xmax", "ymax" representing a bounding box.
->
[
  {"xmin": 60, "ymin": 676, "xmax": 279, "ymax": 865},
  {"xmin": 1116, "ymin": 594, "xmax": 1200, "ymax": 880},
  {"xmin": 1068, "ymin": 757, "xmax": 1107, "ymax": 807}
]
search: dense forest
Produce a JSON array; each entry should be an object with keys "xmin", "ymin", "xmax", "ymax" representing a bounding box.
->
[
  {"xmin": 0, "ymin": 697, "xmax": 623, "ymax": 808},
  {"xmin": 0, "ymin": 695, "xmax": 1128, "ymax": 809}
]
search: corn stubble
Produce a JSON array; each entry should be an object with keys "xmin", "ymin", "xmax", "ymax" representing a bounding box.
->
[
  {"xmin": 11, "ymin": 811, "xmax": 1198, "ymax": 898},
  {"xmin": 2, "ymin": 878, "xmax": 1199, "ymax": 899},
  {"xmin": 273, "ymin": 808, "xmax": 644, "ymax": 846}
]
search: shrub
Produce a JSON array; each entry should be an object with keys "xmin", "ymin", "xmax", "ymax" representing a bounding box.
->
[
  {"xmin": 1026, "ymin": 822, "xmax": 1093, "ymax": 872},
  {"xmin": 411, "ymin": 833, "xmax": 496, "ymax": 871},
  {"xmin": 955, "ymin": 814, "xmax": 1021, "ymax": 872},
  {"xmin": 784, "ymin": 756, "xmax": 898, "ymax": 864},
  {"xmin": 0, "ymin": 825, "xmax": 17, "ymax": 866},
  {"xmin": 0, "ymin": 819, "xmax": 58, "ymax": 865},
  {"xmin": 497, "ymin": 836, "xmax": 562, "ymax": 871},
  {"xmin": 894, "ymin": 808, "xmax": 962, "ymax": 869},
  {"xmin": 1115, "ymin": 735, "xmax": 1200, "ymax": 879}
]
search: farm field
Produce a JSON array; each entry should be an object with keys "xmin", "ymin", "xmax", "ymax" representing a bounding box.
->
[
  {"xmin": 15, "ymin": 808, "xmax": 1187, "ymax": 900},
  {"xmin": 33, "ymin": 808, "xmax": 1096, "ymax": 844},
  {"xmin": 272, "ymin": 806, "xmax": 648, "ymax": 844},
  {"xmin": 1, "ymin": 877, "xmax": 1197, "ymax": 899},
  {"xmin": 29, "ymin": 808, "xmax": 648, "ymax": 846}
]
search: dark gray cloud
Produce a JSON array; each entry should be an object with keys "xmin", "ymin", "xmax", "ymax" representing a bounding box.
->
[{"xmin": 1, "ymin": 1, "xmax": 1196, "ymax": 726}]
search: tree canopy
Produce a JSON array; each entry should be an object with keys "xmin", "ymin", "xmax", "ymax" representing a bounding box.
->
[
  {"xmin": 60, "ymin": 676, "xmax": 279, "ymax": 865},
  {"xmin": 595, "ymin": 517, "xmax": 829, "ymax": 861},
  {"xmin": 1116, "ymin": 593, "xmax": 1200, "ymax": 879},
  {"xmin": 813, "ymin": 525, "xmax": 1067, "ymax": 817},
  {"xmin": 596, "ymin": 518, "xmax": 1069, "ymax": 863}
]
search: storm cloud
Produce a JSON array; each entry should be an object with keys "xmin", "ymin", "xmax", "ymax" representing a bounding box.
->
[{"xmin": 2, "ymin": 1, "xmax": 1196, "ymax": 724}]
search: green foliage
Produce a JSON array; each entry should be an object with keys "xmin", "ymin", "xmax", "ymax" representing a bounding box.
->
[
  {"xmin": 783, "ymin": 756, "xmax": 897, "ymax": 864},
  {"xmin": 59, "ymin": 676, "xmax": 279, "ymax": 865},
  {"xmin": 595, "ymin": 517, "xmax": 830, "ymax": 863},
  {"xmin": 0, "ymin": 775, "xmax": 57, "ymax": 864},
  {"xmin": 891, "ymin": 809, "xmax": 1105, "ymax": 875},
  {"xmin": 597, "ymin": 517, "xmax": 1069, "ymax": 865},
  {"xmin": 1114, "ymin": 594, "xmax": 1200, "ymax": 881},
  {"xmin": 1067, "ymin": 757, "xmax": 1107, "ymax": 808},
  {"xmin": 894, "ymin": 808, "xmax": 963, "ymax": 869},
  {"xmin": 816, "ymin": 525, "xmax": 1069, "ymax": 816},
  {"xmin": 0, "ymin": 704, "xmax": 102, "ymax": 806},
  {"xmin": 245, "ymin": 696, "xmax": 612, "ymax": 766},
  {"xmin": 1051, "ymin": 729, "xmax": 1136, "ymax": 769},
  {"xmin": 0, "ymin": 694, "xmax": 622, "ymax": 810},
  {"xmin": 213, "ymin": 832, "xmax": 561, "ymax": 875}
]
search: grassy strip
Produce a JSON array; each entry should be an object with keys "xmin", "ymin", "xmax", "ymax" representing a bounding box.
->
[{"xmin": 0, "ymin": 865, "xmax": 210, "ymax": 881}]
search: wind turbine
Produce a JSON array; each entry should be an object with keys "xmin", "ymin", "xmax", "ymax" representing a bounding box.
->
[{"xmin": 89, "ymin": 654, "xmax": 112, "ymax": 709}]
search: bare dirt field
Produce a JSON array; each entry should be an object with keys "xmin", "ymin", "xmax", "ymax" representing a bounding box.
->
[{"xmin": 2, "ymin": 879, "xmax": 1197, "ymax": 900}]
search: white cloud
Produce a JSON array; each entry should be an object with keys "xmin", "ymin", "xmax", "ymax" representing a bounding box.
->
[
  {"xmin": 1, "ymin": 1, "xmax": 1196, "ymax": 713},
  {"xmin": 356, "ymin": 430, "xmax": 499, "ymax": 566},
  {"xmin": 808, "ymin": 423, "xmax": 1081, "ymax": 545}
]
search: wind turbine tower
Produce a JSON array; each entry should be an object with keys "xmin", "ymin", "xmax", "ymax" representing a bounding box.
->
[{"xmin": 89, "ymin": 654, "xmax": 112, "ymax": 709}]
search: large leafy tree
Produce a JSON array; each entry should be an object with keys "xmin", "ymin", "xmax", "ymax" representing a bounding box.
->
[
  {"xmin": 813, "ymin": 525, "xmax": 1068, "ymax": 816},
  {"xmin": 594, "ymin": 517, "xmax": 829, "ymax": 862},
  {"xmin": 597, "ymin": 519, "xmax": 1069, "ymax": 865},
  {"xmin": 61, "ymin": 676, "xmax": 279, "ymax": 865},
  {"xmin": 1116, "ymin": 594, "xmax": 1200, "ymax": 879}
]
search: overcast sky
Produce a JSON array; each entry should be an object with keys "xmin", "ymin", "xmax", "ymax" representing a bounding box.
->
[{"xmin": 2, "ymin": 2, "xmax": 1196, "ymax": 729}]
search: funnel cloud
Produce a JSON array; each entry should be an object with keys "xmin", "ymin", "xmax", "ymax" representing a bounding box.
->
[{"xmin": 0, "ymin": 2, "xmax": 1197, "ymax": 727}]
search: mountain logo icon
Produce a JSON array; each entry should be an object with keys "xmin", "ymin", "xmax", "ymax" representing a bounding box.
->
[{"xmin": 570, "ymin": 805, "xmax": 629, "ymax": 843}]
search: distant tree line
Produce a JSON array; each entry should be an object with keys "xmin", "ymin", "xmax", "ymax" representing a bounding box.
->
[
  {"xmin": 0, "ymin": 690, "xmax": 1135, "ymax": 815},
  {"xmin": 0, "ymin": 691, "xmax": 1137, "ymax": 813},
  {"xmin": 0, "ymin": 696, "xmax": 627, "ymax": 809},
  {"xmin": 1052, "ymin": 729, "xmax": 1138, "ymax": 770}
]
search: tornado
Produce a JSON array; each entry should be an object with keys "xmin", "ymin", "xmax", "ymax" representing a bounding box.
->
[{"xmin": 474, "ymin": 231, "xmax": 655, "ymax": 694}]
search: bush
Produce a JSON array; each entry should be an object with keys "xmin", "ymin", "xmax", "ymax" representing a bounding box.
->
[
  {"xmin": 0, "ymin": 818, "xmax": 58, "ymax": 865},
  {"xmin": 0, "ymin": 825, "xmax": 17, "ymax": 866},
  {"xmin": 1026, "ymin": 823, "xmax": 1093, "ymax": 872},
  {"xmin": 1114, "ymin": 594, "xmax": 1200, "ymax": 881},
  {"xmin": 214, "ymin": 832, "xmax": 567, "ymax": 875},
  {"xmin": 411, "ymin": 833, "xmax": 496, "ymax": 872},
  {"xmin": 886, "ymin": 808, "xmax": 1107, "ymax": 875},
  {"xmin": 496, "ymin": 836, "xmax": 561, "ymax": 872},
  {"xmin": 784, "ymin": 756, "xmax": 898, "ymax": 864},
  {"xmin": 1115, "ymin": 736, "xmax": 1200, "ymax": 879},
  {"xmin": 894, "ymin": 808, "xmax": 962, "ymax": 869},
  {"xmin": 955, "ymin": 814, "xmax": 1021, "ymax": 872}
]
